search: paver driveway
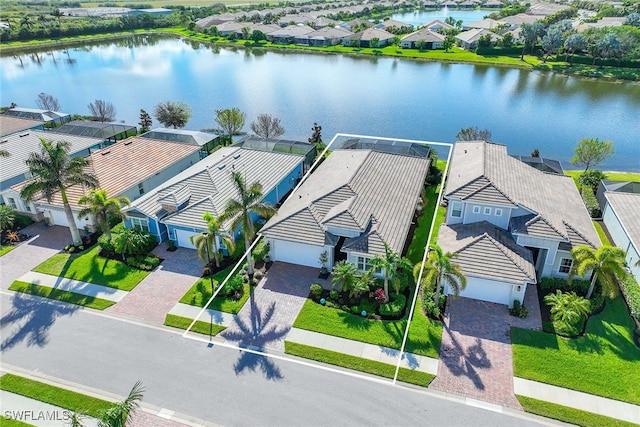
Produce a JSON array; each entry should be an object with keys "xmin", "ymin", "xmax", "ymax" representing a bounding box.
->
[
  {"xmin": 106, "ymin": 242, "xmax": 203, "ymax": 324},
  {"xmin": 429, "ymin": 285, "xmax": 542, "ymax": 410},
  {"xmin": 0, "ymin": 224, "xmax": 70, "ymax": 290},
  {"xmin": 220, "ymin": 262, "xmax": 323, "ymax": 353}
]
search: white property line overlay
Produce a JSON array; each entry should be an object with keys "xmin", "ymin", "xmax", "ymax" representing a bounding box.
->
[{"xmin": 181, "ymin": 133, "xmax": 454, "ymax": 386}]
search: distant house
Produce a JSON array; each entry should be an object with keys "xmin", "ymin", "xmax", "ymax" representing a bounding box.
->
[
  {"xmin": 5, "ymin": 136, "xmax": 201, "ymax": 229},
  {"xmin": 261, "ymin": 149, "xmax": 430, "ymax": 270},
  {"xmin": 214, "ymin": 21, "xmax": 247, "ymax": 36},
  {"xmin": 0, "ymin": 115, "xmax": 45, "ymax": 137},
  {"xmin": 268, "ymin": 25, "xmax": 315, "ymax": 44},
  {"xmin": 126, "ymin": 8, "xmax": 173, "ymax": 16},
  {"xmin": 420, "ymin": 20, "xmax": 454, "ymax": 32},
  {"xmin": 455, "ymin": 28, "xmax": 502, "ymax": 50},
  {"xmin": 338, "ymin": 19, "xmax": 373, "ymax": 32},
  {"xmin": 342, "ymin": 28, "xmax": 396, "ymax": 48},
  {"xmin": 232, "ymin": 136, "xmax": 317, "ymax": 171},
  {"xmin": 3, "ymin": 107, "xmax": 70, "ymax": 127},
  {"xmin": 440, "ymin": 141, "xmax": 600, "ymax": 307},
  {"xmin": 298, "ymin": 26, "xmax": 353, "ymax": 46},
  {"xmin": 140, "ymin": 128, "xmax": 221, "ymax": 159},
  {"xmin": 601, "ymin": 191, "xmax": 640, "ymax": 280},
  {"xmin": 400, "ymin": 28, "xmax": 446, "ymax": 49},
  {"xmin": 123, "ymin": 146, "xmax": 305, "ymax": 248},
  {"xmin": 464, "ymin": 18, "xmax": 501, "ymax": 31},
  {"xmin": 497, "ymin": 13, "xmax": 541, "ymax": 28},
  {"xmin": 510, "ymin": 155, "xmax": 564, "ymax": 175},
  {"xmin": 54, "ymin": 121, "xmax": 137, "ymax": 145},
  {"xmin": 374, "ymin": 19, "xmax": 413, "ymax": 33}
]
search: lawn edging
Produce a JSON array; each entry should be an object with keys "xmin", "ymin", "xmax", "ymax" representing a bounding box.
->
[{"xmin": 9, "ymin": 281, "xmax": 115, "ymax": 310}]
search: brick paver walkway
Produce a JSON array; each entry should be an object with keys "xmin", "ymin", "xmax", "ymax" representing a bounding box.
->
[
  {"xmin": 0, "ymin": 225, "xmax": 70, "ymax": 290},
  {"xmin": 429, "ymin": 285, "xmax": 542, "ymax": 410},
  {"xmin": 220, "ymin": 262, "xmax": 324, "ymax": 352},
  {"xmin": 106, "ymin": 243, "xmax": 203, "ymax": 323}
]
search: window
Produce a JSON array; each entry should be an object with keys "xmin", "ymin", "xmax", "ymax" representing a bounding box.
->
[
  {"xmin": 559, "ymin": 258, "xmax": 573, "ymax": 274},
  {"xmin": 472, "ymin": 206, "xmax": 480, "ymax": 214},
  {"xmin": 130, "ymin": 217, "xmax": 150, "ymax": 233},
  {"xmin": 138, "ymin": 182, "xmax": 145, "ymax": 195},
  {"xmin": 356, "ymin": 256, "xmax": 373, "ymax": 272},
  {"xmin": 7, "ymin": 197, "xmax": 17, "ymax": 209},
  {"xmin": 483, "ymin": 207, "xmax": 491, "ymax": 215},
  {"xmin": 451, "ymin": 202, "xmax": 462, "ymax": 218},
  {"xmin": 495, "ymin": 208, "xmax": 503, "ymax": 216}
]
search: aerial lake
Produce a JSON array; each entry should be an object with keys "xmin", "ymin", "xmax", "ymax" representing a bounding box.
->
[{"xmin": 1, "ymin": 35, "xmax": 639, "ymax": 170}]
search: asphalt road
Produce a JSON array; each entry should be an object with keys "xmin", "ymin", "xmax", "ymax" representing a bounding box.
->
[{"xmin": 0, "ymin": 292, "xmax": 549, "ymax": 427}]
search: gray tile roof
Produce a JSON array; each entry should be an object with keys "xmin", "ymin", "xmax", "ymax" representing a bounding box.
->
[
  {"xmin": 605, "ymin": 192, "xmax": 640, "ymax": 253},
  {"xmin": 401, "ymin": 28, "xmax": 446, "ymax": 43},
  {"xmin": 438, "ymin": 221, "xmax": 536, "ymax": 284},
  {"xmin": 124, "ymin": 147, "xmax": 304, "ymax": 230},
  {"xmin": 261, "ymin": 149, "xmax": 430, "ymax": 256},
  {"xmin": 445, "ymin": 141, "xmax": 600, "ymax": 248}
]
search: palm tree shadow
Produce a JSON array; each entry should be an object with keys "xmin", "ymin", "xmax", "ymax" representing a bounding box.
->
[
  {"xmin": 221, "ymin": 292, "xmax": 288, "ymax": 380},
  {"xmin": 0, "ymin": 292, "xmax": 78, "ymax": 351},
  {"xmin": 439, "ymin": 322, "xmax": 489, "ymax": 391}
]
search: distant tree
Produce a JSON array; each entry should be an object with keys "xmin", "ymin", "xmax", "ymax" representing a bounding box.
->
[
  {"xmin": 308, "ymin": 122, "xmax": 322, "ymax": 144},
  {"xmin": 215, "ymin": 107, "xmax": 246, "ymax": 145},
  {"xmin": 578, "ymin": 169, "xmax": 607, "ymax": 194},
  {"xmin": 251, "ymin": 30, "xmax": 266, "ymax": 43},
  {"xmin": 51, "ymin": 8, "xmax": 64, "ymax": 27},
  {"xmin": 597, "ymin": 33, "xmax": 622, "ymax": 62},
  {"xmin": 571, "ymin": 137, "xmax": 614, "ymax": 172},
  {"xmin": 35, "ymin": 92, "xmax": 61, "ymax": 111},
  {"xmin": 477, "ymin": 34, "xmax": 493, "ymax": 48},
  {"xmin": 21, "ymin": 139, "xmax": 98, "ymax": 246},
  {"xmin": 564, "ymin": 33, "xmax": 587, "ymax": 64},
  {"xmin": 443, "ymin": 34, "xmax": 455, "ymax": 52},
  {"xmin": 88, "ymin": 99, "xmax": 116, "ymax": 122},
  {"xmin": 415, "ymin": 39, "xmax": 425, "ymax": 51},
  {"xmin": 77, "ymin": 189, "xmax": 130, "ymax": 241},
  {"xmin": 369, "ymin": 37, "xmax": 380, "ymax": 48},
  {"xmin": 500, "ymin": 32, "xmax": 514, "ymax": 48},
  {"xmin": 241, "ymin": 26, "xmax": 251, "ymax": 40},
  {"xmin": 456, "ymin": 126, "xmax": 492, "ymax": 141},
  {"xmin": 153, "ymin": 101, "xmax": 191, "ymax": 129},
  {"xmin": 625, "ymin": 12, "xmax": 640, "ymax": 27},
  {"xmin": 530, "ymin": 148, "xmax": 540, "ymax": 157},
  {"xmin": 520, "ymin": 22, "xmax": 545, "ymax": 58},
  {"xmin": 570, "ymin": 245, "xmax": 627, "ymax": 299},
  {"xmin": 138, "ymin": 109, "xmax": 152, "ymax": 133},
  {"xmin": 250, "ymin": 114, "xmax": 285, "ymax": 139},
  {"xmin": 541, "ymin": 24, "xmax": 563, "ymax": 60}
]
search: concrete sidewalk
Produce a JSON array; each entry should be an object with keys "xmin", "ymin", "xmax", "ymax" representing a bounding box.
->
[
  {"xmin": 0, "ymin": 390, "xmax": 99, "ymax": 427},
  {"xmin": 16, "ymin": 271, "xmax": 128, "ymax": 302}
]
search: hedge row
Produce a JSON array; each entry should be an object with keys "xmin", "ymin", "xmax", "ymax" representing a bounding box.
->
[{"xmin": 620, "ymin": 275, "xmax": 640, "ymax": 319}]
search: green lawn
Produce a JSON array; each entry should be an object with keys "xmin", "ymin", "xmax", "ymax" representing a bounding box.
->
[
  {"xmin": 293, "ymin": 296, "xmax": 442, "ymax": 358},
  {"xmin": 179, "ymin": 265, "xmax": 251, "ymax": 314},
  {"xmin": 0, "ymin": 373, "xmax": 113, "ymax": 418},
  {"xmin": 164, "ymin": 314, "xmax": 226, "ymax": 336},
  {"xmin": 592, "ymin": 221, "xmax": 611, "ymax": 245},
  {"xmin": 517, "ymin": 395, "xmax": 639, "ymax": 427},
  {"xmin": 512, "ymin": 296, "xmax": 640, "ymax": 405},
  {"xmin": 565, "ymin": 170, "xmax": 640, "ymax": 188},
  {"xmin": 0, "ymin": 245, "xmax": 16, "ymax": 257},
  {"xmin": 32, "ymin": 245, "xmax": 149, "ymax": 291},
  {"xmin": 9, "ymin": 281, "xmax": 115, "ymax": 310},
  {"xmin": 285, "ymin": 342, "xmax": 435, "ymax": 387}
]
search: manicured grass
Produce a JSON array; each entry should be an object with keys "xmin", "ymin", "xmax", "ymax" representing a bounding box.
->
[
  {"xmin": 179, "ymin": 265, "xmax": 251, "ymax": 314},
  {"xmin": 285, "ymin": 342, "xmax": 435, "ymax": 387},
  {"xmin": 565, "ymin": 170, "xmax": 640, "ymax": 189},
  {"xmin": 0, "ymin": 245, "xmax": 16, "ymax": 257},
  {"xmin": 1, "ymin": 418, "xmax": 33, "ymax": 427},
  {"xmin": 164, "ymin": 314, "xmax": 226, "ymax": 336},
  {"xmin": 405, "ymin": 296, "xmax": 442, "ymax": 357},
  {"xmin": 592, "ymin": 221, "xmax": 611, "ymax": 246},
  {"xmin": 9, "ymin": 281, "xmax": 115, "ymax": 310},
  {"xmin": 0, "ymin": 373, "xmax": 113, "ymax": 418},
  {"xmin": 32, "ymin": 245, "xmax": 148, "ymax": 291},
  {"xmin": 517, "ymin": 395, "xmax": 639, "ymax": 427},
  {"xmin": 293, "ymin": 297, "xmax": 442, "ymax": 358},
  {"xmin": 512, "ymin": 296, "xmax": 640, "ymax": 405}
]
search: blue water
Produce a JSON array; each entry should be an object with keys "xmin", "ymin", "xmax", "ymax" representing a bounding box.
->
[
  {"xmin": 1, "ymin": 36, "xmax": 639, "ymax": 170},
  {"xmin": 390, "ymin": 8, "xmax": 491, "ymax": 27}
]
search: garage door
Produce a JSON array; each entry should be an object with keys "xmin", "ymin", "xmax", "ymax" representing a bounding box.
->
[
  {"xmin": 455, "ymin": 277, "xmax": 514, "ymax": 306},
  {"xmin": 272, "ymin": 239, "xmax": 323, "ymax": 268},
  {"xmin": 46, "ymin": 207, "xmax": 70, "ymax": 227},
  {"xmin": 175, "ymin": 229, "xmax": 198, "ymax": 249}
]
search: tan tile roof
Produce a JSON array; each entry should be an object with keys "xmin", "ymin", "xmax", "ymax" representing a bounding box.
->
[{"xmin": 0, "ymin": 116, "xmax": 44, "ymax": 137}]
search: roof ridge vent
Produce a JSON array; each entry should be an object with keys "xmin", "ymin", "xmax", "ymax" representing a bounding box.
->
[
  {"xmin": 124, "ymin": 140, "xmax": 133, "ymax": 145},
  {"xmin": 218, "ymin": 164, "xmax": 226, "ymax": 170},
  {"xmin": 19, "ymin": 132, "xmax": 29, "ymax": 137},
  {"xmin": 101, "ymin": 150, "xmax": 111, "ymax": 155}
]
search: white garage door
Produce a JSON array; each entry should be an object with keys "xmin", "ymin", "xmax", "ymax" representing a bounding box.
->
[
  {"xmin": 454, "ymin": 277, "xmax": 514, "ymax": 306},
  {"xmin": 175, "ymin": 229, "xmax": 198, "ymax": 249},
  {"xmin": 46, "ymin": 207, "xmax": 70, "ymax": 227},
  {"xmin": 272, "ymin": 239, "xmax": 323, "ymax": 268}
]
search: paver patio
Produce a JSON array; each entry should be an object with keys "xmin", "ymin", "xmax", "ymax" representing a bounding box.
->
[
  {"xmin": 219, "ymin": 262, "xmax": 324, "ymax": 352},
  {"xmin": 429, "ymin": 285, "xmax": 542, "ymax": 410},
  {"xmin": 106, "ymin": 242, "xmax": 203, "ymax": 324}
]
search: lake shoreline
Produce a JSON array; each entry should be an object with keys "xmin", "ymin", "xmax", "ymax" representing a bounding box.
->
[{"xmin": 1, "ymin": 29, "xmax": 638, "ymax": 84}]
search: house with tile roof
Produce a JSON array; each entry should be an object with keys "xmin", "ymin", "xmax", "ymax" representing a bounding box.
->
[
  {"xmin": 261, "ymin": 149, "xmax": 429, "ymax": 270},
  {"xmin": 439, "ymin": 141, "xmax": 600, "ymax": 307},
  {"xmin": 0, "ymin": 115, "xmax": 45, "ymax": 137},
  {"xmin": 400, "ymin": 28, "xmax": 446, "ymax": 49},
  {"xmin": 123, "ymin": 146, "xmax": 305, "ymax": 249},
  {"xmin": 342, "ymin": 27, "xmax": 396, "ymax": 48},
  {"xmin": 601, "ymin": 190, "xmax": 640, "ymax": 280},
  {"xmin": 6, "ymin": 135, "xmax": 201, "ymax": 229}
]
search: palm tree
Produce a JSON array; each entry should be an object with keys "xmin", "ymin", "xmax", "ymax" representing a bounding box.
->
[
  {"xmin": 331, "ymin": 260, "xmax": 360, "ymax": 297},
  {"xmin": 0, "ymin": 149, "xmax": 9, "ymax": 157},
  {"xmin": 220, "ymin": 172, "xmax": 276, "ymax": 278},
  {"xmin": 544, "ymin": 290, "xmax": 591, "ymax": 326},
  {"xmin": 570, "ymin": 245, "xmax": 627, "ymax": 299},
  {"xmin": 98, "ymin": 381, "xmax": 144, "ymax": 427},
  {"xmin": 77, "ymin": 189, "xmax": 130, "ymax": 241},
  {"xmin": 21, "ymin": 138, "xmax": 98, "ymax": 246},
  {"xmin": 371, "ymin": 243, "xmax": 413, "ymax": 303},
  {"xmin": 113, "ymin": 228, "xmax": 147, "ymax": 260},
  {"xmin": 417, "ymin": 244, "xmax": 467, "ymax": 304},
  {"xmin": 190, "ymin": 212, "xmax": 235, "ymax": 269},
  {"xmin": 0, "ymin": 204, "xmax": 16, "ymax": 245}
]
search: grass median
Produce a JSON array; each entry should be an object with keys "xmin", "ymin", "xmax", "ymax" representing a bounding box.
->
[
  {"xmin": 9, "ymin": 281, "xmax": 115, "ymax": 310},
  {"xmin": 164, "ymin": 314, "xmax": 226, "ymax": 337}
]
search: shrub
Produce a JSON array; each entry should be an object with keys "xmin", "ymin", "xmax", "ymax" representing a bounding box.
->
[
  {"xmin": 98, "ymin": 234, "xmax": 115, "ymax": 253},
  {"xmin": 539, "ymin": 277, "xmax": 591, "ymax": 296},
  {"xmin": 340, "ymin": 305, "xmax": 349, "ymax": 312},
  {"xmin": 254, "ymin": 270, "xmax": 264, "ymax": 281},
  {"xmin": 581, "ymin": 187, "xmax": 601, "ymax": 218},
  {"xmin": 422, "ymin": 289, "xmax": 445, "ymax": 319},
  {"xmin": 620, "ymin": 275, "xmax": 640, "ymax": 319},
  {"xmin": 578, "ymin": 169, "xmax": 607, "ymax": 193},
  {"xmin": 219, "ymin": 274, "xmax": 244, "ymax": 298},
  {"xmin": 329, "ymin": 289, "xmax": 339, "ymax": 302},
  {"xmin": 379, "ymin": 293, "xmax": 406, "ymax": 317},
  {"xmin": 13, "ymin": 213, "xmax": 33, "ymax": 229},
  {"xmin": 509, "ymin": 300, "xmax": 529, "ymax": 318},
  {"xmin": 68, "ymin": 246, "xmax": 76, "ymax": 253},
  {"xmin": 359, "ymin": 298, "xmax": 378, "ymax": 315},
  {"xmin": 309, "ymin": 283, "xmax": 323, "ymax": 300},
  {"xmin": 350, "ymin": 305, "xmax": 360, "ymax": 314}
]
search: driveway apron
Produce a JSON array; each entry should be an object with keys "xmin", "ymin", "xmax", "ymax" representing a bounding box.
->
[
  {"xmin": 429, "ymin": 285, "xmax": 542, "ymax": 410},
  {"xmin": 0, "ymin": 224, "xmax": 70, "ymax": 290},
  {"xmin": 219, "ymin": 262, "xmax": 321, "ymax": 353},
  {"xmin": 106, "ymin": 243, "xmax": 202, "ymax": 324}
]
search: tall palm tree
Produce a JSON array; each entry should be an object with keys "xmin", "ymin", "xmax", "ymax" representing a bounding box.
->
[
  {"xmin": 77, "ymin": 188, "xmax": 130, "ymax": 241},
  {"xmin": 570, "ymin": 245, "xmax": 627, "ymax": 299},
  {"xmin": 331, "ymin": 260, "xmax": 361, "ymax": 297},
  {"xmin": 0, "ymin": 204, "xmax": 16, "ymax": 245},
  {"xmin": 417, "ymin": 244, "xmax": 467, "ymax": 304},
  {"xmin": 371, "ymin": 243, "xmax": 413, "ymax": 303},
  {"xmin": 98, "ymin": 380, "xmax": 144, "ymax": 427},
  {"xmin": 220, "ymin": 172, "xmax": 275, "ymax": 278},
  {"xmin": 21, "ymin": 138, "xmax": 98, "ymax": 246},
  {"xmin": 190, "ymin": 212, "xmax": 235, "ymax": 269}
]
